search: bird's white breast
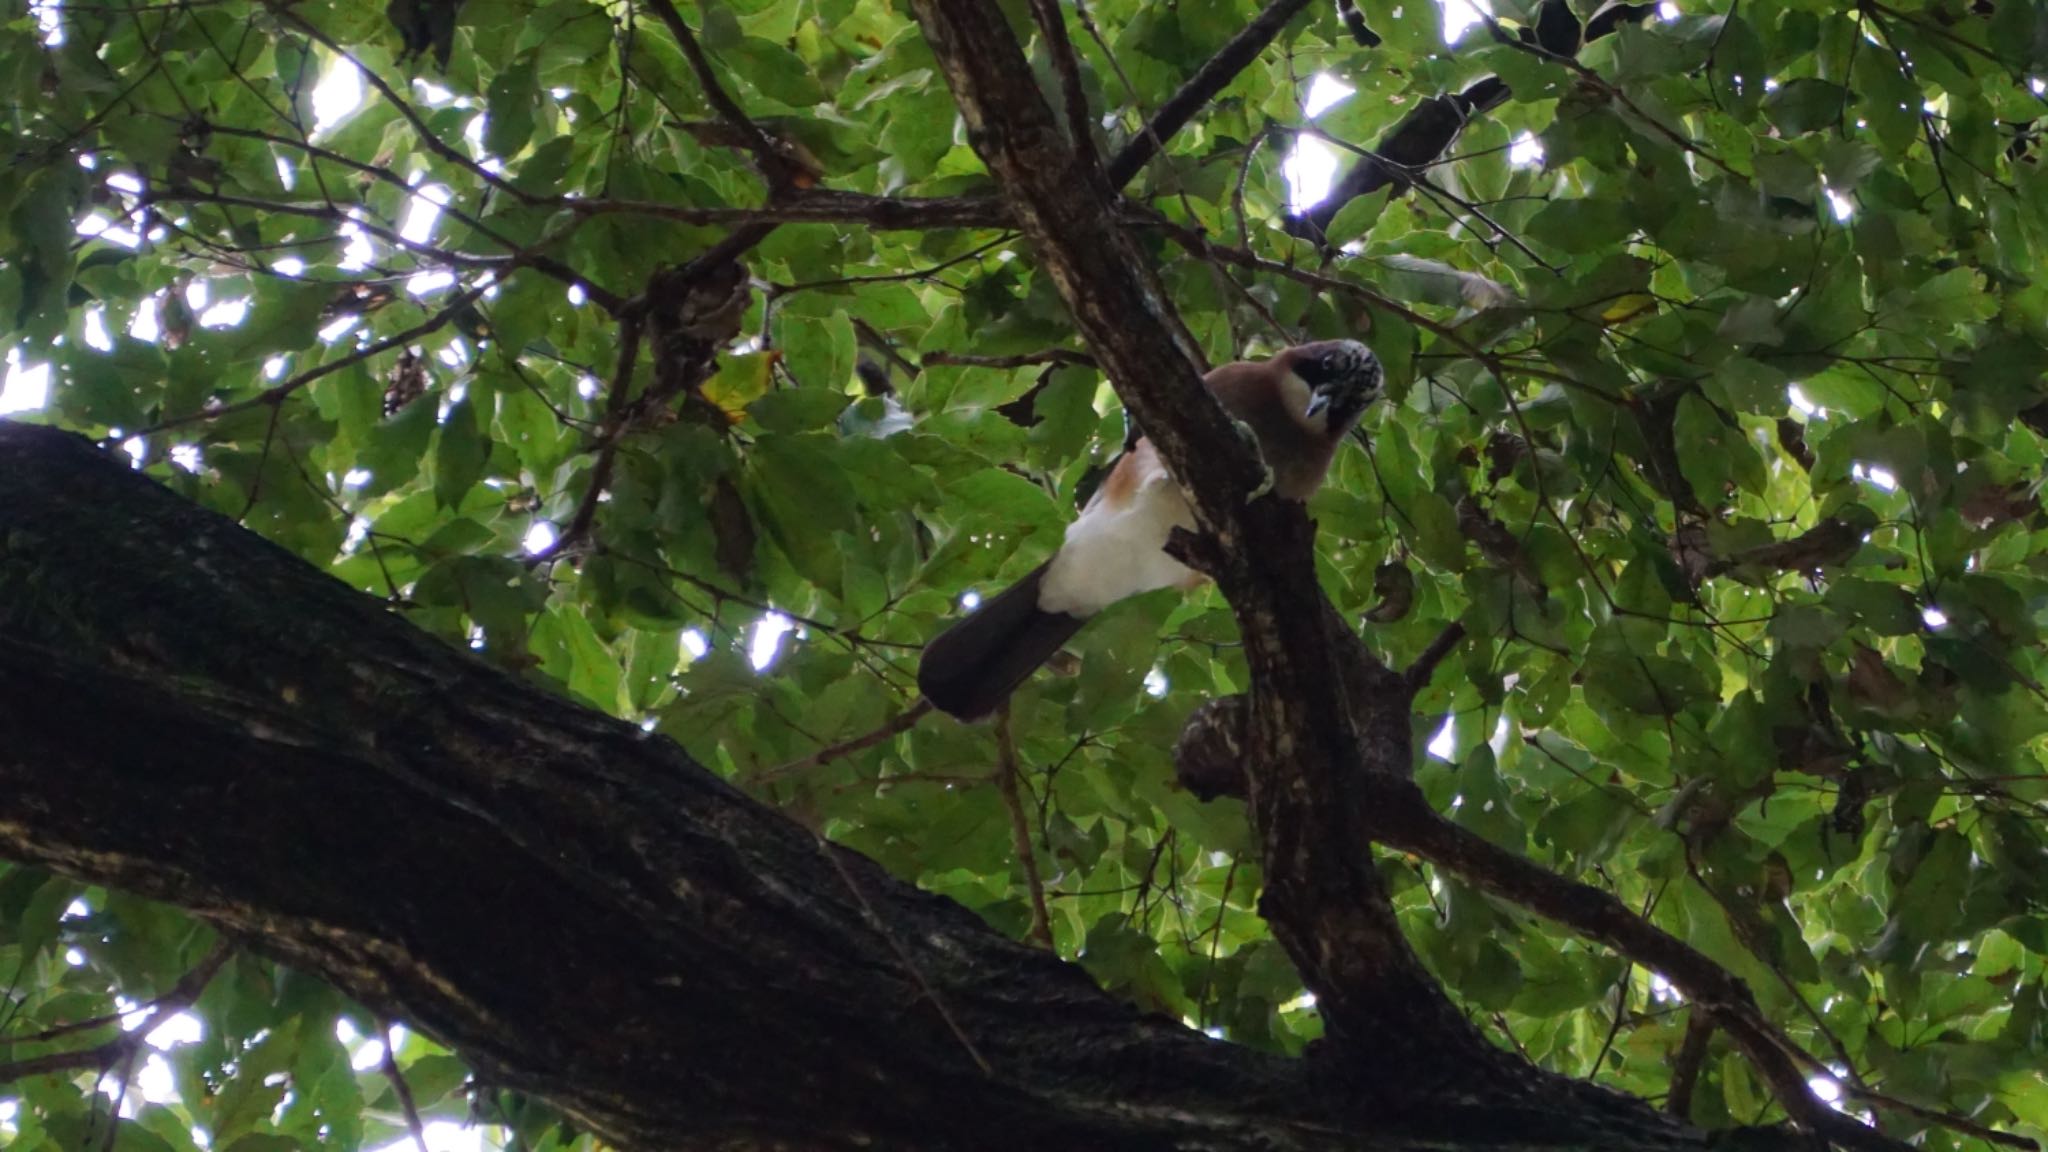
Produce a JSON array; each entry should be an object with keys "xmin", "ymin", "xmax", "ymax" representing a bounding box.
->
[{"xmin": 1038, "ymin": 443, "xmax": 1198, "ymax": 617}]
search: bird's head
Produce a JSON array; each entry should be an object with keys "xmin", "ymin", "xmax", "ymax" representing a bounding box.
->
[{"xmin": 1289, "ymin": 339, "xmax": 1384, "ymax": 432}]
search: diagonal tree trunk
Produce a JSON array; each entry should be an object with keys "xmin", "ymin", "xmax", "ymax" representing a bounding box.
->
[{"xmin": 0, "ymin": 419, "xmax": 1733, "ymax": 1151}]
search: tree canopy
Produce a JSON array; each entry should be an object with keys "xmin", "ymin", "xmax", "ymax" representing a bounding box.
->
[{"xmin": 4, "ymin": 0, "xmax": 2048, "ymax": 1150}]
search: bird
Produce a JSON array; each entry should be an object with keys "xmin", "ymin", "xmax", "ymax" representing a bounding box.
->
[{"xmin": 917, "ymin": 339, "xmax": 1385, "ymax": 721}]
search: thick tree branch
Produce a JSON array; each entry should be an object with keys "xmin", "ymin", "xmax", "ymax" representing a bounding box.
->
[
  {"xmin": 0, "ymin": 421, "xmax": 1793, "ymax": 1152},
  {"xmin": 1029, "ymin": 0, "xmax": 1106, "ymax": 192},
  {"xmin": 0, "ymin": 423, "xmax": 1343, "ymax": 1152}
]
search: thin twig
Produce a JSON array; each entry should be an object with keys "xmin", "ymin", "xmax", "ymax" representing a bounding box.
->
[
  {"xmin": 130, "ymin": 283, "xmax": 490, "ymax": 438},
  {"xmin": 1666, "ymin": 1009, "xmax": 1712, "ymax": 1118},
  {"xmin": 922, "ymin": 349, "xmax": 1096, "ymax": 371},
  {"xmin": 641, "ymin": 0, "xmax": 798, "ymax": 189},
  {"xmin": 758, "ymin": 700, "xmax": 934, "ymax": 783},
  {"xmin": 378, "ymin": 1019, "xmax": 431, "ymax": 1152},
  {"xmin": 277, "ymin": 12, "xmax": 532, "ymax": 202},
  {"xmin": 815, "ymin": 837, "xmax": 992, "ymax": 1076},
  {"xmin": 994, "ymin": 705, "xmax": 1054, "ymax": 949},
  {"xmin": 533, "ymin": 310, "xmax": 644, "ymax": 562},
  {"xmin": 1105, "ymin": 0, "xmax": 1316, "ymax": 186},
  {"xmin": 0, "ymin": 941, "xmax": 232, "ymax": 1084},
  {"xmin": 1404, "ymin": 621, "xmax": 1467, "ymax": 692}
]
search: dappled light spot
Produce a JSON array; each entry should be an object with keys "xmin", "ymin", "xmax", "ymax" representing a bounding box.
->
[
  {"xmin": 31, "ymin": 0, "xmax": 61, "ymax": 45},
  {"xmin": 1281, "ymin": 74, "xmax": 1354, "ymax": 212},
  {"xmin": 0, "ymin": 352, "xmax": 49, "ymax": 415},
  {"xmin": 200, "ymin": 297, "xmax": 251, "ymax": 328},
  {"xmin": 1144, "ymin": 666, "xmax": 1169, "ymax": 697},
  {"xmin": 1441, "ymin": 0, "xmax": 1489, "ymax": 43},
  {"xmin": 751, "ymin": 614, "xmax": 794, "ymax": 671},
  {"xmin": 1427, "ymin": 715, "xmax": 1455, "ymax": 760},
  {"xmin": 311, "ymin": 58, "xmax": 364, "ymax": 135},
  {"xmin": 83, "ymin": 309, "xmax": 112, "ymax": 351},
  {"xmin": 1852, "ymin": 463, "xmax": 1897, "ymax": 492},
  {"xmin": 319, "ymin": 315, "xmax": 362, "ymax": 344}
]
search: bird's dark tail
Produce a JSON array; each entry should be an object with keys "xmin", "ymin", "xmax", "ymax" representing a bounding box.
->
[{"xmin": 918, "ymin": 562, "xmax": 1087, "ymax": 721}]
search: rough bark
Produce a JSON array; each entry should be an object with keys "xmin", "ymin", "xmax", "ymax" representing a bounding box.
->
[{"xmin": 1, "ymin": 421, "xmax": 1744, "ymax": 1151}]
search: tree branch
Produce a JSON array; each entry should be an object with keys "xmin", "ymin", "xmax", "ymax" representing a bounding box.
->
[
  {"xmin": 640, "ymin": 0, "xmax": 803, "ymax": 190},
  {"xmin": 1405, "ymin": 622, "xmax": 1467, "ymax": 692},
  {"xmin": 1290, "ymin": 1, "xmax": 1658, "ymax": 239},
  {"xmin": 1105, "ymin": 0, "xmax": 1317, "ymax": 187},
  {"xmin": 0, "ymin": 941, "xmax": 231, "ymax": 1085},
  {"xmin": 1029, "ymin": 0, "xmax": 1105, "ymax": 192},
  {"xmin": 907, "ymin": 0, "xmax": 1504, "ymax": 1073},
  {"xmin": 131, "ymin": 282, "xmax": 491, "ymax": 437},
  {"xmin": 568, "ymin": 189, "xmax": 1009, "ymax": 231},
  {"xmin": 1665, "ymin": 1010, "xmax": 1712, "ymax": 1119},
  {"xmin": 1368, "ymin": 783, "xmax": 1908, "ymax": 1149},
  {"xmin": 922, "ymin": 349, "xmax": 1096, "ymax": 371},
  {"xmin": 995, "ymin": 705, "xmax": 1055, "ymax": 949},
  {"xmin": 757, "ymin": 700, "xmax": 934, "ymax": 783}
]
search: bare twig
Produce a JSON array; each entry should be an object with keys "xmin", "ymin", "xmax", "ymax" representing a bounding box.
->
[
  {"xmin": 567, "ymin": 189, "xmax": 1008, "ymax": 231},
  {"xmin": 922, "ymin": 349, "xmax": 1096, "ymax": 371},
  {"xmin": 758, "ymin": 700, "xmax": 935, "ymax": 783},
  {"xmin": 277, "ymin": 13, "xmax": 531, "ymax": 202},
  {"xmin": 1665, "ymin": 1010, "xmax": 1712, "ymax": 1118},
  {"xmin": 641, "ymin": 0, "xmax": 804, "ymax": 190},
  {"xmin": 1404, "ymin": 621, "xmax": 1467, "ymax": 692},
  {"xmin": 0, "ymin": 941, "xmax": 232, "ymax": 1085},
  {"xmin": 1374, "ymin": 788, "xmax": 1907, "ymax": 1148},
  {"xmin": 378, "ymin": 1020, "xmax": 431, "ymax": 1152},
  {"xmin": 532, "ymin": 310, "xmax": 644, "ymax": 563},
  {"xmin": 130, "ymin": 283, "xmax": 491, "ymax": 438},
  {"xmin": 995, "ymin": 705, "xmax": 1054, "ymax": 949},
  {"xmin": 1105, "ymin": 0, "xmax": 1316, "ymax": 186}
]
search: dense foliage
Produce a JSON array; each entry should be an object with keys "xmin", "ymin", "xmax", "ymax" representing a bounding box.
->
[{"xmin": 4, "ymin": 0, "xmax": 2048, "ymax": 1148}]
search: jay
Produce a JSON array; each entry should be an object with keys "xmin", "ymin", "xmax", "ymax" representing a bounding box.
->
[{"xmin": 918, "ymin": 340, "xmax": 1385, "ymax": 721}]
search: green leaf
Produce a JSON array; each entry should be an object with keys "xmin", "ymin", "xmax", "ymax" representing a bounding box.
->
[
  {"xmin": 747, "ymin": 432, "xmax": 860, "ymax": 595},
  {"xmin": 1323, "ymin": 187, "xmax": 1390, "ymax": 247},
  {"xmin": 748, "ymin": 387, "xmax": 852, "ymax": 433},
  {"xmin": 433, "ymin": 397, "xmax": 489, "ymax": 508},
  {"xmin": 486, "ymin": 57, "xmax": 541, "ymax": 157},
  {"xmin": 730, "ymin": 38, "xmax": 825, "ymax": 107},
  {"xmin": 1894, "ymin": 829, "xmax": 1971, "ymax": 943},
  {"xmin": 1765, "ymin": 79, "xmax": 1847, "ymax": 136}
]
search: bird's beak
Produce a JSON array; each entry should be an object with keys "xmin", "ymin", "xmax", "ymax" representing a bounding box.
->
[{"xmin": 1303, "ymin": 390, "xmax": 1332, "ymax": 419}]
